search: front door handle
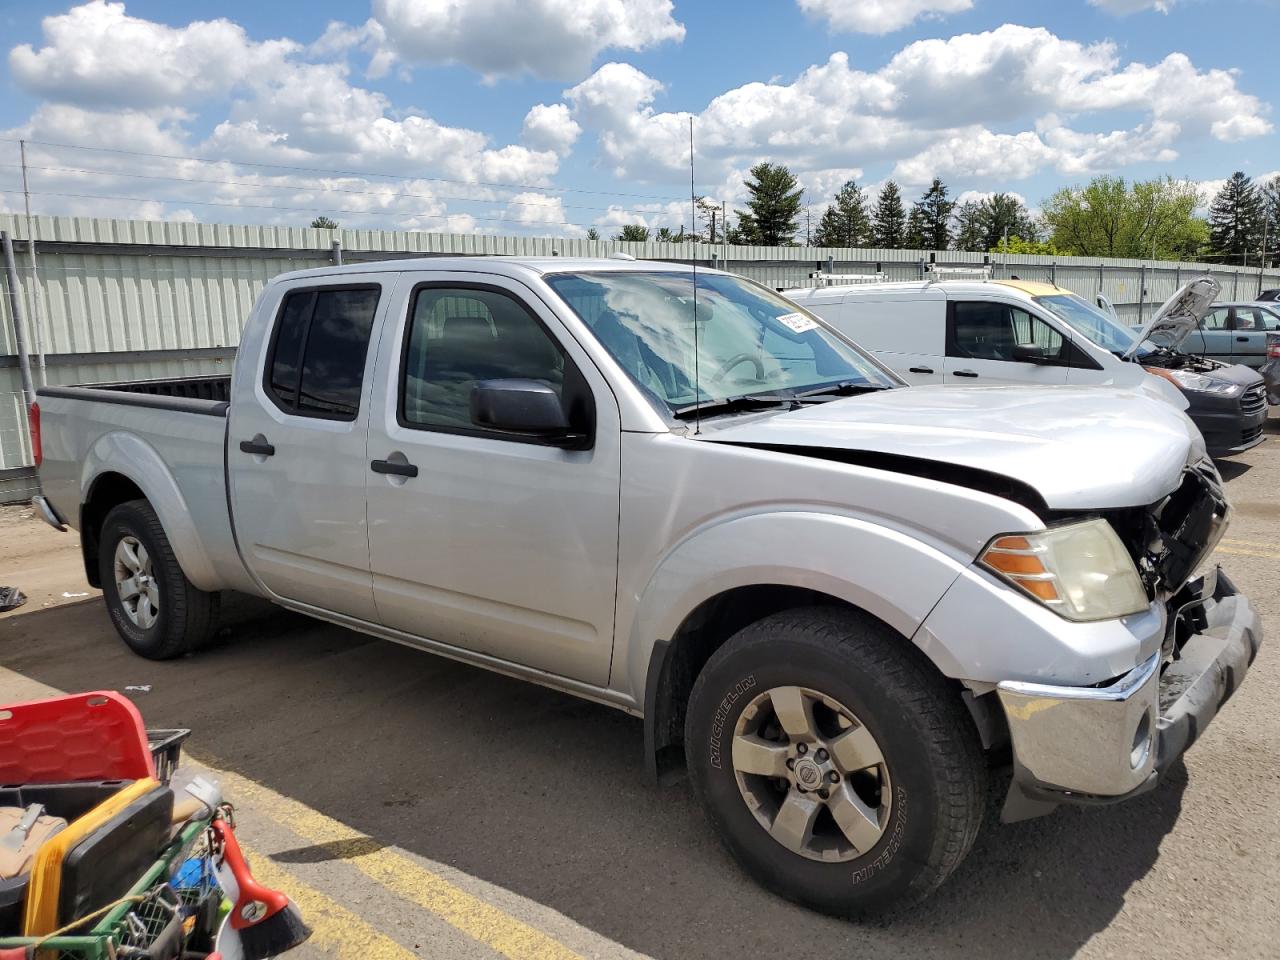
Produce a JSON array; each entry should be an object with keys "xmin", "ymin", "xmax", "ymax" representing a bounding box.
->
[
  {"xmin": 952, "ymin": 369, "xmax": 980, "ymax": 378},
  {"xmin": 1236, "ymin": 336, "xmax": 1250, "ymax": 342},
  {"xmin": 371, "ymin": 458, "xmax": 419, "ymax": 478},
  {"xmin": 908, "ymin": 366, "xmax": 935, "ymax": 374},
  {"xmin": 239, "ymin": 437, "xmax": 275, "ymax": 457}
]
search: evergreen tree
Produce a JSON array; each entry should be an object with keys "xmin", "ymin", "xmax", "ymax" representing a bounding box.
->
[
  {"xmin": 812, "ymin": 180, "xmax": 870, "ymax": 247},
  {"xmin": 905, "ymin": 206, "xmax": 927, "ymax": 249},
  {"xmin": 309, "ymin": 215, "xmax": 338, "ymax": 229},
  {"xmin": 1262, "ymin": 175, "xmax": 1280, "ymax": 266},
  {"xmin": 908, "ymin": 178, "xmax": 954, "ymax": 250},
  {"xmin": 982, "ymin": 193, "xmax": 1039, "ymax": 250},
  {"xmin": 585, "ymin": 227, "xmax": 600, "ymax": 240},
  {"xmin": 951, "ymin": 200, "xmax": 986, "ymax": 251},
  {"xmin": 615, "ymin": 224, "xmax": 651, "ymax": 241},
  {"xmin": 870, "ymin": 181, "xmax": 907, "ymax": 248},
  {"xmin": 1208, "ymin": 172, "xmax": 1264, "ymax": 263},
  {"xmin": 735, "ymin": 162, "xmax": 803, "ymax": 245}
]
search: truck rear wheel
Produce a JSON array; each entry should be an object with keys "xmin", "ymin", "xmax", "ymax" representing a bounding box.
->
[
  {"xmin": 98, "ymin": 499, "xmax": 219, "ymax": 660},
  {"xmin": 685, "ymin": 606, "xmax": 986, "ymax": 916}
]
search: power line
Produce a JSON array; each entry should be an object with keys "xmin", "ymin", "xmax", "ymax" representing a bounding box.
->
[
  {"xmin": 0, "ymin": 162, "xmax": 680, "ymax": 218},
  {"xmin": 0, "ymin": 136, "xmax": 687, "ymax": 203}
]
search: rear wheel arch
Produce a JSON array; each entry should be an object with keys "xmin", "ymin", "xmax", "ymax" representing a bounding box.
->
[
  {"xmin": 643, "ymin": 586, "xmax": 978, "ymax": 779},
  {"xmin": 80, "ymin": 471, "xmax": 147, "ymax": 587}
]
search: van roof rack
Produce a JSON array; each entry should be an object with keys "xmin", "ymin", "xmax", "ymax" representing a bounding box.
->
[
  {"xmin": 808, "ymin": 271, "xmax": 888, "ymax": 288},
  {"xmin": 924, "ymin": 264, "xmax": 993, "ymax": 283}
]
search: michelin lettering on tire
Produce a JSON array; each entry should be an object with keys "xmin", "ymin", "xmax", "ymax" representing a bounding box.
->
[
  {"xmin": 850, "ymin": 786, "xmax": 907, "ymax": 886},
  {"xmin": 709, "ymin": 675, "xmax": 756, "ymax": 770}
]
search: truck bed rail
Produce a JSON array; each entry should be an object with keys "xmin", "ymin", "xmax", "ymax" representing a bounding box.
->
[{"xmin": 38, "ymin": 376, "xmax": 230, "ymax": 417}]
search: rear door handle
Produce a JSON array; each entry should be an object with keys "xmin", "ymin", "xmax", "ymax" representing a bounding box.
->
[
  {"xmin": 908, "ymin": 366, "xmax": 935, "ymax": 374},
  {"xmin": 371, "ymin": 458, "xmax": 419, "ymax": 478},
  {"xmin": 952, "ymin": 370, "xmax": 979, "ymax": 378},
  {"xmin": 1236, "ymin": 336, "xmax": 1250, "ymax": 342},
  {"xmin": 238, "ymin": 438, "xmax": 275, "ymax": 457}
]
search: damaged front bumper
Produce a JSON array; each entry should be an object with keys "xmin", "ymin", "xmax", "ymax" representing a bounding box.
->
[{"xmin": 996, "ymin": 568, "xmax": 1262, "ymax": 821}]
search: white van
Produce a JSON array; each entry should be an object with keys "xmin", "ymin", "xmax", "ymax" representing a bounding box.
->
[
  {"xmin": 783, "ymin": 277, "xmax": 1162, "ymax": 388},
  {"xmin": 782, "ymin": 276, "xmax": 1270, "ymax": 457}
]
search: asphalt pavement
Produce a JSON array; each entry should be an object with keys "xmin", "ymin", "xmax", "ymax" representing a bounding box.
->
[{"xmin": 2, "ymin": 412, "xmax": 1278, "ymax": 960}]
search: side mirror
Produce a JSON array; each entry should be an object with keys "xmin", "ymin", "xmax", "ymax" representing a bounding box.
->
[
  {"xmin": 471, "ymin": 379, "xmax": 582, "ymax": 446},
  {"xmin": 1012, "ymin": 344, "xmax": 1048, "ymax": 364}
]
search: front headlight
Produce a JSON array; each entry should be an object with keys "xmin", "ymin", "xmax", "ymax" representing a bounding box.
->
[
  {"xmin": 1147, "ymin": 367, "xmax": 1240, "ymax": 396},
  {"xmin": 979, "ymin": 519, "xmax": 1148, "ymax": 622}
]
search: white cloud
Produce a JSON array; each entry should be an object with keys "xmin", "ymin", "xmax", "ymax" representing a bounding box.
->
[
  {"xmin": 522, "ymin": 104, "xmax": 582, "ymax": 156},
  {"xmin": 564, "ymin": 24, "xmax": 1271, "ymax": 193},
  {"xmin": 9, "ymin": 1, "xmax": 295, "ymax": 108},
  {"xmin": 10, "ymin": 2, "xmax": 563, "ymax": 187},
  {"xmin": 1088, "ymin": 0, "xmax": 1176, "ymax": 13},
  {"xmin": 956, "ymin": 189, "xmax": 1029, "ymax": 207},
  {"xmin": 367, "ymin": 0, "xmax": 684, "ymax": 81},
  {"xmin": 2, "ymin": 3, "xmax": 591, "ymax": 234},
  {"xmin": 797, "ymin": 0, "xmax": 973, "ymax": 35}
]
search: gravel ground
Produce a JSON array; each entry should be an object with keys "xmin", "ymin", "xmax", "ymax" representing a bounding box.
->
[{"xmin": 1, "ymin": 411, "xmax": 1277, "ymax": 959}]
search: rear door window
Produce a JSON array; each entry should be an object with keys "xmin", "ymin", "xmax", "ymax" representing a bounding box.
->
[
  {"xmin": 265, "ymin": 286, "xmax": 381, "ymax": 420},
  {"xmin": 1202, "ymin": 307, "xmax": 1230, "ymax": 330}
]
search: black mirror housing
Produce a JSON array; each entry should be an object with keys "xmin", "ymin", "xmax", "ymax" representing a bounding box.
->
[
  {"xmin": 471, "ymin": 379, "xmax": 583, "ymax": 445},
  {"xmin": 1012, "ymin": 344, "xmax": 1048, "ymax": 364}
]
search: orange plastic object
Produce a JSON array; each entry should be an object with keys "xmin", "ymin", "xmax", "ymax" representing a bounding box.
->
[
  {"xmin": 21, "ymin": 778, "xmax": 162, "ymax": 936},
  {"xmin": 0, "ymin": 691, "xmax": 156, "ymax": 785}
]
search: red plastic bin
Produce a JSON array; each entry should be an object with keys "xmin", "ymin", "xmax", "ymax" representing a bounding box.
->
[{"xmin": 0, "ymin": 691, "xmax": 155, "ymax": 784}]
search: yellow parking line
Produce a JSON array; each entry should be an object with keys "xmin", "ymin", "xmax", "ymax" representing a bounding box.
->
[
  {"xmin": 238, "ymin": 836, "xmax": 420, "ymax": 960},
  {"xmin": 210, "ymin": 766, "xmax": 585, "ymax": 960},
  {"xmin": 1219, "ymin": 537, "xmax": 1278, "ymax": 549}
]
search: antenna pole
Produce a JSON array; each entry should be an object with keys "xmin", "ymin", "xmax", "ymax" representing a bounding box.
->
[{"xmin": 689, "ymin": 117, "xmax": 700, "ymax": 435}]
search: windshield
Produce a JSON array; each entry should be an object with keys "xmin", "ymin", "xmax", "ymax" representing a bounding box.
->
[
  {"xmin": 544, "ymin": 271, "xmax": 898, "ymax": 412},
  {"xmin": 1035, "ymin": 293, "xmax": 1149, "ymax": 358}
]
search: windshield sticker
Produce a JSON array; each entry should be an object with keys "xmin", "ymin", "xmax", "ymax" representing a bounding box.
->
[{"xmin": 776, "ymin": 312, "xmax": 818, "ymax": 333}]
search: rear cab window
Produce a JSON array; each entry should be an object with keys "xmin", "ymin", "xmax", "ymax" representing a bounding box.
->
[{"xmin": 265, "ymin": 285, "xmax": 381, "ymax": 420}]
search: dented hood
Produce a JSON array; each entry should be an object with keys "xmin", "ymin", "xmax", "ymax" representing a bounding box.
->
[
  {"xmin": 701, "ymin": 385, "xmax": 1203, "ymax": 511},
  {"xmin": 1123, "ymin": 276, "xmax": 1221, "ymax": 359}
]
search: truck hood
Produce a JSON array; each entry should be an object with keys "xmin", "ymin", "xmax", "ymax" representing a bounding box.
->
[
  {"xmin": 1123, "ymin": 276, "xmax": 1220, "ymax": 359},
  {"xmin": 702, "ymin": 385, "xmax": 1202, "ymax": 511}
]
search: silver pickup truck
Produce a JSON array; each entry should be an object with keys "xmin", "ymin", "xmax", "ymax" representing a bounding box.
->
[{"xmin": 33, "ymin": 257, "xmax": 1262, "ymax": 916}]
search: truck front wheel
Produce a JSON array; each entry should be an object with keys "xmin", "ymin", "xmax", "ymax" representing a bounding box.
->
[
  {"xmin": 685, "ymin": 606, "xmax": 987, "ymax": 916},
  {"xmin": 98, "ymin": 499, "xmax": 219, "ymax": 659}
]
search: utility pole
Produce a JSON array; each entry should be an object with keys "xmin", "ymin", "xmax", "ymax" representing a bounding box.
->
[
  {"xmin": 1259, "ymin": 216, "xmax": 1270, "ymax": 298},
  {"xmin": 710, "ymin": 209, "xmax": 717, "ymax": 244},
  {"xmin": 2, "ymin": 232, "xmax": 37, "ymax": 415},
  {"xmin": 19, "ymin": 140, "xmax": 46, "ymax": 386}
]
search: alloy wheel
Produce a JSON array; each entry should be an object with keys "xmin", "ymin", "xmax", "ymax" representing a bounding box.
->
[
  {"xmin": 731, "ymin": 685, "xmax": 892, "ymax": 862},
  {"xmin": 113, "ymin": 535, "xmax": 159, "ymax": 629}
]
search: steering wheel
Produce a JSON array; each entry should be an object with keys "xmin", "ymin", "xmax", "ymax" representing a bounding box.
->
[{"xmin": 709, "ymin": 352, "xmax": 765, "ymax": 385}]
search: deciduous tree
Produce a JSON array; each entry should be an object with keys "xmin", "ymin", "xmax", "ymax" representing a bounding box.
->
[{"xmin": 1042, "ymin": 175, "xmax": 1205, "ymax": 260}]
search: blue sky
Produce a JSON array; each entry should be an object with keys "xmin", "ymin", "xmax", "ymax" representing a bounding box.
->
[{"xmin": 0, "ymin": 0, "xmax": 1276, "ymax": 236}]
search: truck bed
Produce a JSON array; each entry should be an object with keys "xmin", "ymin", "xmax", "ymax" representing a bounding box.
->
[{"xmin": 35, "ymin": 375, "xmax": 248, "ymax": 594}]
